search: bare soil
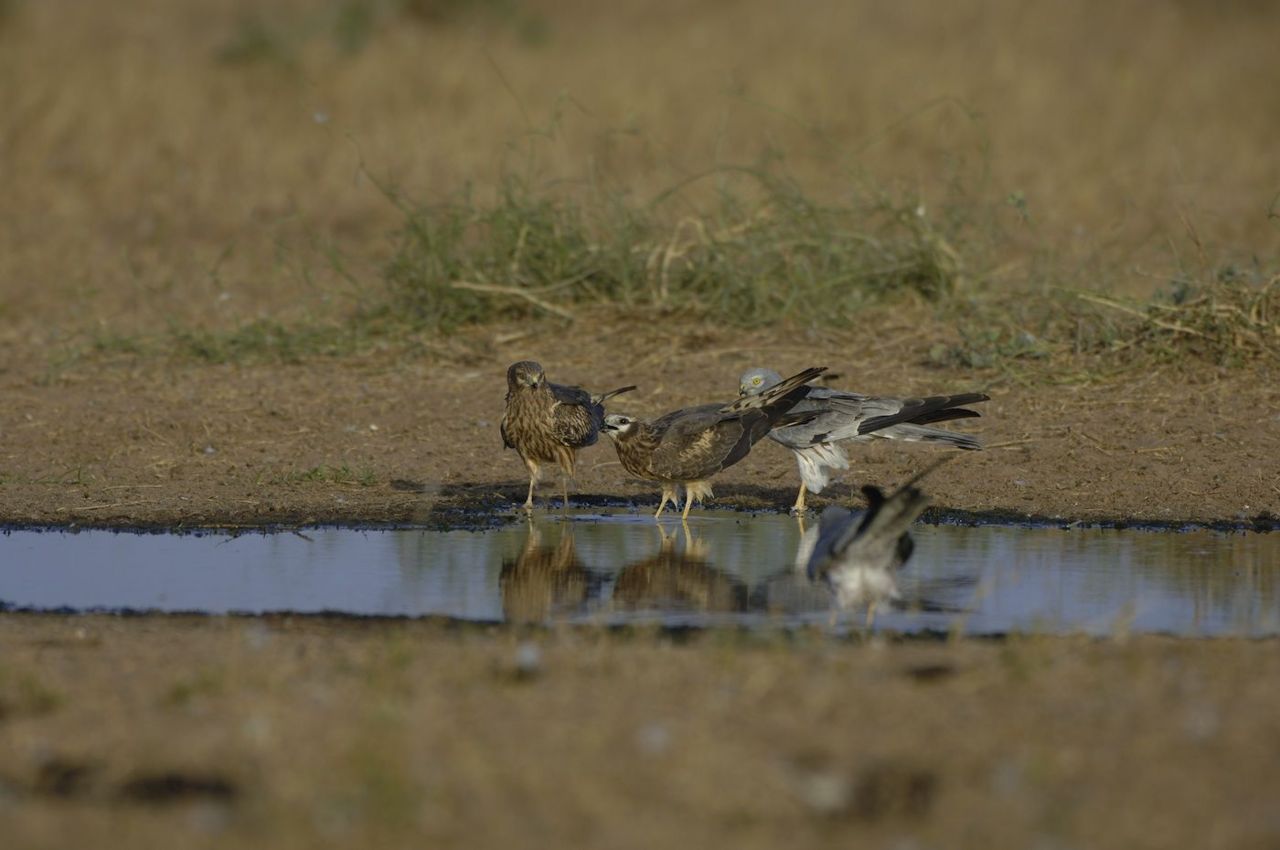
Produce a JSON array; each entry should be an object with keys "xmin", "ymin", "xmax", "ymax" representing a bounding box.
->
[
  {"xmin": 3, "ymin": 615, "xmax": 1280, "ymax": 850},
  {"xmin": 2, "ymin": 317, "xmax": 1277, "ymax": 528}
]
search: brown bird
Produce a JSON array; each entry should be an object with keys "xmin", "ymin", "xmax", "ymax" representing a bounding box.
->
[
  {"xmin": 601, "ymin": 366, "xmax": 826, "ymax": 520},
  {"xmin": 500, "ymin": 360, "xmax": 636, "ymax": 511}
]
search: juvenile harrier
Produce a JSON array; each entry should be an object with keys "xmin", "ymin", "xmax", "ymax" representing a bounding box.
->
[
  {"xmin": 501, "ymin": 360, "xmax": 636, "ymax": 511},
  {"xmin": 602, "ymin": 366, "xmax": 826, "ymax": 520},
  {"xmin": 738, "ymin": 367, "xmax": 988, "ymax": 512},
  {"xmin": 803, "ymin": 466, "xmax": 935, "ymax": 617}
]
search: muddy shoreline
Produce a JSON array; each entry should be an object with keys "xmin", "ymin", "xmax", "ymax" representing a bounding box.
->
[
  {"xmin": 3, "ymin": 323, "xmax": 1277, "ymax": 530},
  {"xmin": 1, "ymin": 499, "xmax": 1277, "ymax": 535}
]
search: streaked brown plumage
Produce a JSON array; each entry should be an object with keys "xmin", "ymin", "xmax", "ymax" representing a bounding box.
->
[
  {"xmin": 601, "ymin": 366, "xmax": 826, "ymax": 519},
  {"xmin": 612, "ymin": 526, "xmax": 746, "ymax": 613},
  {"xmin": 500, "ymin": 360, "xmax": 636, "ymax": 511},
  {"xmin": 500, "ymin": 522, "xmax": 592, "ymax": 624}
]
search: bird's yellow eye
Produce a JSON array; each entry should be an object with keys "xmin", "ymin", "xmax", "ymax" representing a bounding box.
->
[{"xmin": 752, "ymin": 376, "xmax": 762, "ymax": 385}]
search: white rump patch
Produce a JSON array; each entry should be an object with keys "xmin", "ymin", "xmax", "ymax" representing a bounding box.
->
[{"xmin": 793, "ymin": 443, "xmax": 850, "ymax": 494}]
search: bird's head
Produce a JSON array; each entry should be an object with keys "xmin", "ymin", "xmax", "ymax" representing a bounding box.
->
[
  {"xmin": 507, "ymin": 360, "xmax": 546, "ymax": 389},
  {"xmin": 738, "ymin": 367, "xmax": 784, "ymax": 397},
  {"xmin": 601, "ymin": 414, "xmax": 637, "ymax": 439}
]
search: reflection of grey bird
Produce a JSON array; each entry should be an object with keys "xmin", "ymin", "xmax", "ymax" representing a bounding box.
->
[
  {"xmin": 738, "ymin": 368, "xmax": 988, "ymax": 513},
  {"xmin": 500, "ymin": 361, "xmax": 636, "ymax": 511},
  {"xmin": 612, "ymin": 526, "xmax": 746, "ymax": 613},
  {"xmin": 805, "ymin": 467, "xmax": 937, "ymax": 619},
  {"xmin": 602, "ymin": 367, "xmax": 826, "ymax": 519},
  {"xmin": 499, "ymin": 522, "xmax": 594, "ymax": 624}
]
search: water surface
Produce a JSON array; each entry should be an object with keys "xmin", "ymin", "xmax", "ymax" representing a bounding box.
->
[{"xmin": 2, "ymin": 512, "xmax": 1276, "ymax": 636}]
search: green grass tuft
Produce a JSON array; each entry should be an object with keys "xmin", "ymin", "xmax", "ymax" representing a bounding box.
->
[
  {"xmin": 376, "ymin": 169, "xmax": 977, "ymax": 332},
  {"xmin": 170, "ymin": 319, "xmax": 368, "ymax": 364},
  {"xmin": 279, "ymin": 464, "xmax": 379, "ymax": 487}
]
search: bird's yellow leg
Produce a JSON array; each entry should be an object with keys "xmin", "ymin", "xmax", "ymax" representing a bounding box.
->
[
  {"xmin": 522, "ymin": 460, "xmax": 539, "ymax": 512},
  {"xmin": 791, "ymin": 483, "xmax": 808, "ymax": 514},
  {"xmin": 561, "ymin": 474, "xmax": 570, "ymax": 512},
  {"xmin": 681, "ymin": 494, "xmax": 693, "ymax": 521},
  {"xmin": 654, "ymin": 486, "xmax": 671, "ymax": 519},
  {"xmin": 865, "ymin": 601, "xmax": 878, "ymax": 631}
]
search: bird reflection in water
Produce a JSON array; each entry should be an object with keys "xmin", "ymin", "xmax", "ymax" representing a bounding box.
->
[
  {"xmin": 800, "ymin": 461, "xmax": 963, "ymax": 627},
  {"xmin": 499, "ymin": 519, "xmax": 598, "ymax": 624},
  {"xmin": 612, "ymin": 524, "xmax": 748, "ymax": 614}
]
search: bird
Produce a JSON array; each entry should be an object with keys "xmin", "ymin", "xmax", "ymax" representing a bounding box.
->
[
  {"xmin": 738, "ymin": 367, "xmax": 989, "ymax": 513},
  {"xmin": 602, "ymin": 366, "xmax": 826, "ymax": 520},
  {"xmin": 803, "ymin": 463, "xmax": 940, "ymax": 620},
  {"xmin": 500, "ymin": 360, "xmax": 636, "ymax": 511}
]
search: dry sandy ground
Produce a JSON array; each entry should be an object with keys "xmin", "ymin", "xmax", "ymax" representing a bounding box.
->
[
  {"xmin": 2, "ymin": 318, "xmax": 1277, "ymax": 528},
  {"xmin": 3, "ymin": 615, "xmax": 1280, "ymax": 850}
]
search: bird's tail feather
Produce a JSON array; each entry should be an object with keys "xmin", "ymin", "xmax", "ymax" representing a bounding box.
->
[
  {"xmin": 872, "ymin": 423, "xmax": 982, "ymax": 450},
  {"xmin": 858, "ymin": 392, "xmax": 989, "ymax": 436}
]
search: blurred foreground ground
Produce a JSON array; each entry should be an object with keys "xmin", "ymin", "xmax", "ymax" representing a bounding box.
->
[{"xmin": 3, "ymin": 615, "xmax": 1280, "ymax": 850}]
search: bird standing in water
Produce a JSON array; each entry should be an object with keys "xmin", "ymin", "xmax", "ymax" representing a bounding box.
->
[{"xmin": 500, "ymin": 360, "xmax": 636, "ymax": 511}]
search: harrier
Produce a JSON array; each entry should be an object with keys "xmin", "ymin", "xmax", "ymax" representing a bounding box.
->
[
  {"xmin": 803, "ymin": 464, "xmax": 937, "ymax": 618},
  {"xmin": 501, "ymin": 360, "xmax": 636, "ymax": 511},
  {"xmin": 738, "ymin": 367, "xmax": 989, "ymax": 513},
  {"xmin": 602, "ymin": 366, "xmax": 826, "ymax": 520}
]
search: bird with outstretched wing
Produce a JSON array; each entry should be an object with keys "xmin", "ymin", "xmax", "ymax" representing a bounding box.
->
[
  {"xmin": 602, "ymin": 366, "xmax": 826, "ymax": 520},
  {"xmin": 738, "ymin": 367, "xmax": 988, "ymax": 513}
]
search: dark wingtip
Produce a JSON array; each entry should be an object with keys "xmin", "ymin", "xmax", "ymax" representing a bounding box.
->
[{"xmin": 860, "ymin": 484, "xmax": 887, "ymax": 509}]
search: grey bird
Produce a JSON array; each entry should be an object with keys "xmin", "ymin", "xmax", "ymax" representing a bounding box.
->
[
  {"xmin": 738, "ymin": 368, "xmax": 989, "ymax": 513},
  {"xmin": 602, "ymin": 366, "xmax": 826, "ymax": 520},
  {"xmin": 803, "ymin": 464, "xmax": 939, "ymax": 618},
  {"xmin": 501, "ymin": 361, "xmax": 636, "ymax": 511}
]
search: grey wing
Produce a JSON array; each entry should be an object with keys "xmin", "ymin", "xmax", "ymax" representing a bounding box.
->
[
  {"xmin": 858, "ymin": 393, "xmax": 989, "ymax": 435},
  {"xmin": 832, "ymin": 484, "xmax": 929, "ymax": 572},
  {"xmin": 768, "ymin": 388, "xmax": 882, "ymax": 448},
  {"xmin": 774, "ymin": 388, "xmax": 986, "ymax": 448},
  {"xmin": 805, "ymin": 506, "xmax": 859, "ymax": 579}
]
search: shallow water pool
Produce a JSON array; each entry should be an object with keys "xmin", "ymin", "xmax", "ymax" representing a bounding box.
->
[{"xmin": 2, "ymin": 511, "xmax": 1276, "ymax": 636}]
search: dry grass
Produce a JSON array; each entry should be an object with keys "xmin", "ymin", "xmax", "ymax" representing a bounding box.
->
[{"xmin": 2, "ymin": 0, "xmax": 1278, "ymax": 352}]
